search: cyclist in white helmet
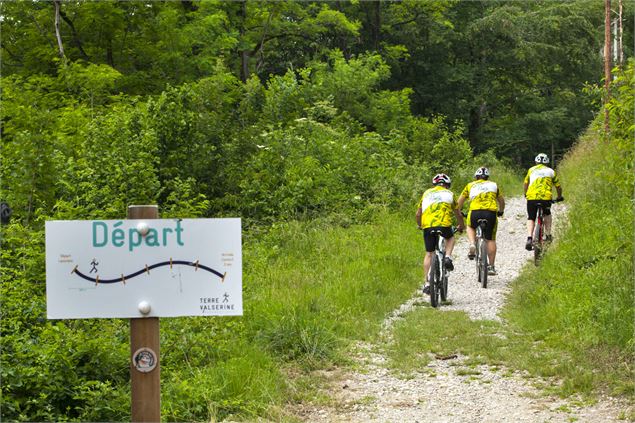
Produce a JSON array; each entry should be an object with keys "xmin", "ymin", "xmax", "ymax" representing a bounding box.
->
[
  {"xmin": 416, "ymin": 173, "xmax": 465, "ymax": 294},
  {"xmin": 457, "ymin": 167, "xmax": 505, "ymax": 276},
  {"xmin": 524, "ymin": 153, "xmax": 563, "ymax": 250}
]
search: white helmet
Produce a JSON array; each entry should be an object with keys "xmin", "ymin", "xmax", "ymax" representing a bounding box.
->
[
  {"xmin": 432, "ymin": 173, "xmax": 451, "ymax": 186},
  {"xmin": 535, "ymin": 153, "xmax": 549, "ymax": 164},
  {"xmin": 474, "ymin": 167, "xmax": 490, "ymax": 179}
]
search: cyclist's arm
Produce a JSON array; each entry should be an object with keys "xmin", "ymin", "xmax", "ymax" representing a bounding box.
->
[
  {"xmin": 454, "ymin": 208, "xmax": 465, "ymax": 231},
  {"xmin": 523, "ymin": 182, "xmax": 529, "ymax": 197},
  {"xmin": 456, "ymin": 194, "xmax": 467, "ymax": 212},
  {"xmin": 497, "ymin": 195, "xmax": 505, "ymax": 214},
  {"xmin": 556, "ymin": 185, "xmax": 563, "ymax": 198},
  {"xmin": 415, "ymin": 207, "xmax": 422, "ymax": 228}
]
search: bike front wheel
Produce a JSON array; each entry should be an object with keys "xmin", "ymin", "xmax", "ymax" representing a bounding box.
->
[
  {"xmin": 479, "ymin": 239, "xmax": 488, "ymax": 288},
  {"xmin": 440, "ymin": 272, "xmax": 448, "ymax": 302},
  {"xmin": 429, "ymin": 254, "xmax": 441, "ymax": 308},
  {"xmin": 533, "ymin": 216, "xmax": 543, "ymax": 265}
]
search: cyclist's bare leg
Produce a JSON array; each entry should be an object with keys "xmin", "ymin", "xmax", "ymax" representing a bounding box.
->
[
  {"xmin": 543, "ymin": 214, "xmax": 553, "ymax": 236},
  {"xmin": 487, "ymin": 240, "xmax": 497, "ymax": 266},
  {"xmin": 526, "ymin": 219, "xmax": 535, "ymax": 238},
  {"xmin": 423, "ymin": 252, "xmax": 433, "ymax": 283},
  {"xmin": 445, "ymin": 236, "xmax": 456, "ymax": 257},
  {"xmin": 466, "ymin": 226, "xmax": 476, "ymax": 245}
]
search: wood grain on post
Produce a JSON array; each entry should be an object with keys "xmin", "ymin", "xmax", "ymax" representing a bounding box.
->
[{"xmin": 128, "ymin": 205, "xmax": 160, "ymax": 422}]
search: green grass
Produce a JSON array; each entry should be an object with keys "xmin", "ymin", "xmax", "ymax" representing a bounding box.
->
[{"xmin": 243, "ymin": 209, "xmax": 424, "ymax": 359}]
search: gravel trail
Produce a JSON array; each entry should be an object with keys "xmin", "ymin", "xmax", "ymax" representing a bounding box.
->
[{"xmin": 299, "ymin": 197, "xmax": 631, "ymax": 422}]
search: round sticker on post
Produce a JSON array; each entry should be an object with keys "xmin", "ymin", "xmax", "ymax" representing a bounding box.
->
[{"xmin": 132, "ymin": 347, "xmax": 157, "ymax": 373}]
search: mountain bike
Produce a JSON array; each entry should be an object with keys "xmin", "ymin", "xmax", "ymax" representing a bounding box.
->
[
  {"xmin": 532, "ymin": 198, "xmax": 564, "ymax": 265},
  {"xmin": 474, "ymin": 218, "xmax": 489, "ymax": 288},
  {"xmin": 426, "ymin": 228, "xmax": 457, "ymax": 308}
]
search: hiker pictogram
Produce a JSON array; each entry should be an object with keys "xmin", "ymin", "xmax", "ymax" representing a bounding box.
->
[{"xmin": 89, "ymin": 259, "xmax": 99, "ymax": 273}]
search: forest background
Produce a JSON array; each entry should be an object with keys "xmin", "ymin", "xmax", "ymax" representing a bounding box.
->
[{"xmin": 1, "ymin": 1, "xmax": 633, "ymax": 422}]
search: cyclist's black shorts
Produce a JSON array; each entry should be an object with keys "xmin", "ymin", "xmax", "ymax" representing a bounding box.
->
[
  {"xmin": 527, "ymin": 200, "xmax": 552, "ymax": 221},
  {"xmin": 468, "ymin": 210, "xmax": 497, "ymax": 241},
  {"xmin": 422, "ymin": 226, "xmax": 454, "ymax": 253}
]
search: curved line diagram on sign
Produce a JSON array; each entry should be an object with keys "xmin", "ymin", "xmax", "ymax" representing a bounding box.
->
[{"xmin": 71, "ymin": 260, "xmax": 226, "ymax": 284}]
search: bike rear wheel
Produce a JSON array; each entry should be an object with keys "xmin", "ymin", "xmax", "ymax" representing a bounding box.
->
[
  {"xmin": 429, "ymin": 254, "xmax": 441, "ymax": 308},
  {"xmin": 475, "ymin": 228, "xmax": 482, "ymax": 283},
  {"xmin": 440, "ymin": 264, "xmax": 448, "ymax": 302},
  {"xmin": 533, "ymin": 215, "xmax": 543, "ymax": 265},
  {"xmin": 475, "ymin": 242, "xmax": 481, "ymax": 281},
  {"xmin": 479, "ymin": 238, "xmax": 488, "ymax": 288}
]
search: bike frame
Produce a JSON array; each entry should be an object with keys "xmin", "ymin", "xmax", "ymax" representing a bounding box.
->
[
  {"xmin": 532, "ymin": 205, "xmax": 545, "ymax": 265},
  {"xmin": 427, "ymin": 230, "xmax": 447, "ymax": 308},
  {"xmin": 474, "ymin": 220, "xmax": 488, "ymax": 288}
]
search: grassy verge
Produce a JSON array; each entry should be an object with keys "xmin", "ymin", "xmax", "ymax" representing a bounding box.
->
[{"xmin": 243, "ymin": 208, "xmax": 424, "ymax": 351}]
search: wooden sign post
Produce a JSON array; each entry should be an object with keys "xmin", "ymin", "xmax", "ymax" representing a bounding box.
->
[{"xmin": 128, "ymin": 205, "xmax": 160, "ymax": 422}]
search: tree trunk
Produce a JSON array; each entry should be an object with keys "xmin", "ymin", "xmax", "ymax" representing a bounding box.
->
[
  {"xmin": 603, "ymin": 0, "xmax": 611, "ymax": 138},
  {"xmin": 373, "ymin": 1, "xmax": 381, "ymax": 52},
  {"xmin": 53, "ymin": 0, "xmax": 65, "ymax": 60},
  {"xmin": 238, "ymin": 0, "xmax": 250, "ymax": 83},
  {"xmin": 551, "ymin": 140, "xmax": 555, "ymax": 167},
  {"xmin": 106, "ymin": 37, "xmax": 114, "ymax": 67},
  {"xmin": 468, "ymin": 104, "xmax": 486, "ymax": 150},
  {"xmin": 618, "ymin": 0, "xmax": 624, "ymax": 66}
]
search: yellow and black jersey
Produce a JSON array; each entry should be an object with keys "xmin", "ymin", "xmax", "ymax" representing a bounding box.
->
[
  {"xmin": 460, "ymin": 180, "xmax": 501, "ymax": 212},
  {"xmin": 417, "ymin": 186, "xmax": 457, "ymax": 229},
  {"xmin": 524, "ymin": 164, "xmax": 560, "ymax": 200}
]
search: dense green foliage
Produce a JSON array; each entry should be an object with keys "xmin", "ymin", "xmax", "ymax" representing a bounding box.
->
[
  {"xmin": 2, "ymin": 1, "xmax": 633, "ymax": 160},
  {"xmin": 1, "ymin": 0, "xmax": 633, "ymax": 421}
]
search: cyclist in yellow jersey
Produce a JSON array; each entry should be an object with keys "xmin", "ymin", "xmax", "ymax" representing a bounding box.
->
[
  {"xmin": 524, "ymin": 153, "xmax": 563, "ymax": 250},
  {"xmin": 416, "ymin": 173, "xmax": 465, "ymax": 294},
  {"xmin": 457, "ymin": 167, "xmax": 505, "ymax": 275}
]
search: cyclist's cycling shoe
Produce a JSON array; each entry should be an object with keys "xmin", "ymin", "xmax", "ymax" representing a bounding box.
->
[
  {"xmin": 444, "ymin": 257, "xmax": 454, "ymax": 271},
  {"xmin": 525, "ymin": 237, "xmax": 533, "ymax": 251},
  {"xmin": 422, "ymin": 285, "xmax": 431, "ymax": 295},
  {"xmin": 545, "ymin": 234, "xmax": 553, "ymax": 243},
  {"xmin": 468, "ymin": 245, "xmax": 476, "ymax": 260},
  {"xmin": 487, "ymin": 265, "xmax": 497, "ymax": 276}
]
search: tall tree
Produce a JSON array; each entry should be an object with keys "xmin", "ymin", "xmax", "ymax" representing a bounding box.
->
[{"xmin": 604, "ymin": 0, "xmax": 612, "ymax": 135}]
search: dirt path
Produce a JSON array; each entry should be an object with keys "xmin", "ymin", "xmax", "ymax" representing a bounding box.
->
[{"xmin": 298, "ymin": 197, "xmax": 630, "ymax": 422}]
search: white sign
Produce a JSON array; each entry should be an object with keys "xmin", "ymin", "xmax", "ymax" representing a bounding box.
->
[{"xmin": 45, "ymin": 218, "xmax": 242, "ymax": 319}]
